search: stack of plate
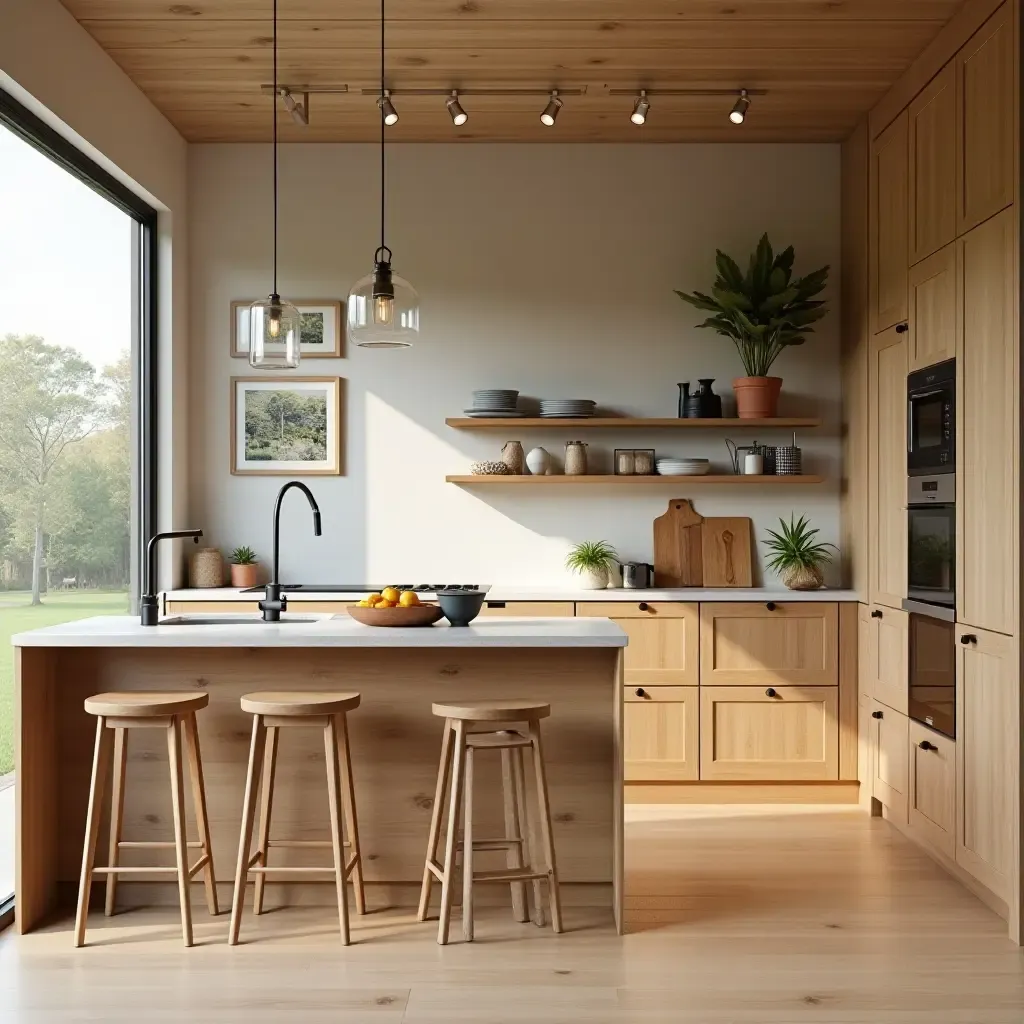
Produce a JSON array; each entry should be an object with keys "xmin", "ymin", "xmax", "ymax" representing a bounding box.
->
[
  {"xmin": 656, "ymin": 457, "xmax": 711, "ymax": 476},
  {"xmin": 539, "ymin": 399, "xmax": 596, "ymax": 419},
  {"xmin": 464, "ymin": 389, "xmax": 523, "ymax": 418}
]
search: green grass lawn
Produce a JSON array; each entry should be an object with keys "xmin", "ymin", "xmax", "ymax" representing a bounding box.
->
[{"xmin": 0, "ymin": 590, "xmax": 128, "ymax": 774}]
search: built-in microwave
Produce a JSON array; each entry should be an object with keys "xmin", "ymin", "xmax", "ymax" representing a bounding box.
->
[{"xmin": 907, "ymin": 358, "xmax": 955, "ymax": 476}]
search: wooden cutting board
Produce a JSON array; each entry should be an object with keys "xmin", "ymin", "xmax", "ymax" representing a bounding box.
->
[
  {"xmin": 653, "ymin": 498, "xmax": 704, "ymax": 587},
  {"xmin": 701, "ymin": 517, "xmax": 754, "ymax": 587}
]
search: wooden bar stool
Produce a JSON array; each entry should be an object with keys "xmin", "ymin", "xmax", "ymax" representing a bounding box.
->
[
  {"xmin": 229, "ymin": 691, "xmax": 365, "ymax": 945},
  {"xmin": 418, "ymin": 699, "xmax": 563, "ymax": 944},
  {"xmin": 75, "ymin": 691, "xmax": 218, "ymax": 948}
]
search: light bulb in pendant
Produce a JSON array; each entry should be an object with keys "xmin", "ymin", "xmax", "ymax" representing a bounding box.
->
[
  {"xmin": 374, "ymin": 294, "xmax": 395, "ymax": 325},
  {"xmin": 268, "ymin": 312, "xmax": 282, "ymax": 338}
]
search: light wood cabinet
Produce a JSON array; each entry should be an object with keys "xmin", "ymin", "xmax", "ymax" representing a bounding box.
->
[
  {"xmin": 700, "ymin": 686, "xmax": 839, "ymax": 781},
  {"xmin": 871, "ymin": 700, "xmax": 909, "ymax": 822},
  {"xmin": 578, "ymin": 602, "xmax": 698, "ymax": 686},
  {"xmin": 698, "ymin": 603, "xmax": 838, "ymax": 687},
  {"xmin": 908, "ymin": 720, "xmax": 956, "ymax": 859},
  {"xmin": 956, "ymin": 626, "xmax": 1017, "ymax": 902},
  {"xmin": 870, "ymin": 110, "xmax": 909, "ymax": 333},
  {"xmin": 479, "ymin": 602, "xmax": 575, "ymax": 617},
  {"xmin": 623, "ymin": 685, "xmax": 698, "ymax": 781},
  {"xmin": 868, "ymin": 326, "xmax": 908, "ymax": 609},
  {"xmin": 956, "ymin": 2, "xmax": 1015, "ymax": 234},
  {"xmin": 909, "ymin": 61, "xmax": 957, "ymax": 264},
  {"xmin": 907, "ymin": 242, "xmax": 958, "ymax": 371},
  {"xmin": 957, "ymin": 207, "xmax": 1017, "ymax": 636},
  {"xmin": 864, "ymin": 605, "xmax": 909, "ymax": 715}
]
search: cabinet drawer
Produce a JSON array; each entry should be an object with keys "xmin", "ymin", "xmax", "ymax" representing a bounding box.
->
[
  {"xmin": 624, "ymin": 686, "xmax": 698, "ymax": 782},
  {"xmin": 581, "ymin": 601, "xmax": 696, "ymax": 619},
  {"xmin": 908, "ymin": 721, "xmax": 955, "ymax": 859},
  {"xmin": 871, "ymin": 700, "xmax": 908, "ymax": 822},
  {"xmin": 699, "ymin": 603, "xmax": 838, "ymax": 686},
  {"xmin": 479, "ymin": 602, "xmax": 574, "ymax": 617},
  {"xmin": 872, "ymin": 606, "xmax": 908, "ymax": 715},
  {"xmin": 699, "ymin": 686, "xmax": 839, "ymax": 781},
  {"xmin": 582, "ymin": 603, "xmax": 698, "ymax": 686},
  {"xmin": 624, "ymin": 685, "xmax": 692, "ymax": 702}
]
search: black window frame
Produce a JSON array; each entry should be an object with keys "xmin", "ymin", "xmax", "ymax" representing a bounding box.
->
[{"xmin": 0, "ymin": 86, "xmax": 158, "ymax": 614}]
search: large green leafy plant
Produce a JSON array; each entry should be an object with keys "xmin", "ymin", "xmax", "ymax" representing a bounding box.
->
[{"xmin": 675, "ymin": 235, "xmax": 830, "ymax": 378}]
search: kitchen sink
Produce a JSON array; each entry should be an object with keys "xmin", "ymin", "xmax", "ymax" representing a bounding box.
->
[{"xmin": 158, "ymin": 616, "xmax": 322, "ymax": 626}]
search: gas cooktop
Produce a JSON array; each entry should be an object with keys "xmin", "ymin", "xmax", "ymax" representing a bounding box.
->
[{"xmin": 240, "ymin": 583, "xmax": 489, "ymax": 594}]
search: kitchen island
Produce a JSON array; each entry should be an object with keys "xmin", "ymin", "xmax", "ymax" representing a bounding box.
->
[{"xmin": 12, "ymin": 615, "xmax": 627, "ymax": 936}]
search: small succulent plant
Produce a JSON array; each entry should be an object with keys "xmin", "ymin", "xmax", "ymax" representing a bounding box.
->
[
  {"xmin": 763, "ymin": 515, "xmax": 836, "ymax": 590},
  {"xmin": 230, "ymin": 546, "xmax": 258, "ymax": 565}
]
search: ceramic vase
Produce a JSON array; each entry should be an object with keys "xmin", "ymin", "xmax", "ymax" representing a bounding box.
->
[
  {"xmin": 501, "ymin": 440, "xmax": 525, "ymax": 475},
  {"xmin": 575, "ymin": 566, "xmax": 608, "ymax": 590},
  {"xmin": 526, "ymin": 446, "xmax": 551, "ymax": 475}
]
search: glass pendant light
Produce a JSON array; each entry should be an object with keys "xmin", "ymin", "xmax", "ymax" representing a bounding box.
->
[
  {"xmin": 348, "ymin": 0, "xmax": 420, "ymax": 349},
  {"xmin": 250, "ymin": 0, "xmax": 300, "ymax": 369}
]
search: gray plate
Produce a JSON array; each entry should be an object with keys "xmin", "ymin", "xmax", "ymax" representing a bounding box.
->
[{"xmin": 463, "ymin": 409, "xmax": 527, "ymax": 418}]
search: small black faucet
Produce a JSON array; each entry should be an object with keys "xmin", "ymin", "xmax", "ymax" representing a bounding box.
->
[
  {"xmin": 141, "ymin": 529, "xmax": 203, "ymax": 625},
  {"xmin": 260, "ymin": 481, "xmax": 322, "ymax": 622}
]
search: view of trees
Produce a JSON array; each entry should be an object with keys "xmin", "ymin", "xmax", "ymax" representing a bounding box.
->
[
  {"xmin": 245, "ymin": 389, "xmax": 327, "ymax": 462},
  {"xmin": 0, "ymin": 334, "xmax": 130, "ymax": 603}
]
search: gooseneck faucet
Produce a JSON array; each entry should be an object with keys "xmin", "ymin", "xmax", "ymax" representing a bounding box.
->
[
  {"xmin": 260, "ymin": 481, "xmax": 322, "ymax": 622},
  {"xmin": 140, "ymin": 529, "xmax": 203, "ymax": 625}
]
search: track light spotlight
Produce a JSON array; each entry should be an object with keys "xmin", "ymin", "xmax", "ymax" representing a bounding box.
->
[
  {"xmin": 279, "ymin": 88, "xmax": 309, "ymax": 126},
  {"xmin": 446, "ymin": 90, "xmax": 468, "ymax": 126},
  {"xmin": 630, "ymin": 90, "xmax": 650, "ymax": 125},
  {"xmin": 729, "ymin": 89, "xmax": 750, "ymax": 125},
  {"xmin": 540, "ymin": 90, "xmax": 562, "ymax": 126},
  {"xmin": 379, "ymin": 89, "xmax": 399, "ymax": 126}
]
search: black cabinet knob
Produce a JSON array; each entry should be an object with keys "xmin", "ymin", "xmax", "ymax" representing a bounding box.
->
[
  {"xmin": 919, "ymin": 740, "xmax": 937, "ymax": 751},
  {"xmin": 765, "ymin": 687, "xmax": 778, "ymax": 698},
  {"xmin": 895, "ymin": 322, "xmax": 909, "ymax": 334},
  {"xmin": 870, "ymin": 609, "xmax": 883, "ymax": 619},
  {"xmin": 638, "ymin": 602, "xmax": 649, "ymax": 611},
  {"xmin": 765, "ymin": 601, "xmax": 776, "ymax": 611},
  {"xmin": 871, "ymin": 710, "xmax": 884, "ymax": 719},
  {"xmin": 960, "ymin": 634, "xmax": 978, "ymax": 645},
  {"xmin": 635, "ymin": 688, "xmax": 647, "ymax": 698}
]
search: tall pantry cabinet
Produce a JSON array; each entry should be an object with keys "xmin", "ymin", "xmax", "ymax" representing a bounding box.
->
[{"xmin": 850, "ymin": 0, "xmax": 1020, "ymax": 942}]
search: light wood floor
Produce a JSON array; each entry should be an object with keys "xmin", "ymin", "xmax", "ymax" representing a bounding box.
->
[{"xmin": 2, "ymin": 805, "xmax": 1022, "ymax": 1023}]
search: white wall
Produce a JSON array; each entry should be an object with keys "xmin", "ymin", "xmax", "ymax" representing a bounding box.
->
[
  {"xmin": 189, "ymin": 143, "xmax": 841, "ymax": 588},
  {"xmin": 0, "ymin": 0, "xmax": 189, "ymax": 586}
]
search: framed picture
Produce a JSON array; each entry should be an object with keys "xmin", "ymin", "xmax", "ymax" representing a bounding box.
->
[
  {"xmin": 231, "ymin": 300, "xmax": 343, "ymax": 358},
  {"xmin": 231, "ymin": 376, "xmax": 343, "ymax": 476}
]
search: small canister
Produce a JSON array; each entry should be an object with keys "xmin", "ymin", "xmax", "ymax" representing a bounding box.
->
[
  {"xmin": 633, "ymin": 449, "xmax": 655, "ymax": 475},
  {"xmin": 615, "ymin": 449, "xmax": 636, "ymax": 475},
  {"xmin": 564, "ymin": 441, "xmax": 588, "ymax": 476},
  {"xmin": 743, "ymin": 451, "xmax": 764, "ymax": 475}
]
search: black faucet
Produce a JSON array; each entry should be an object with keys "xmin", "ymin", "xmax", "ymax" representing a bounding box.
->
[
  {"xmin": 140, "ymin": 529, "xmax": 203, "ymax": 625},
  {"xmin": 260, "ymin": 481, "xmax": 322, "ymax": 622}
]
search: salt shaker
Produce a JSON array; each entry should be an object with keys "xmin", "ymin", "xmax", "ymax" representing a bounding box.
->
[{"xmin": 564, "ymin": 441, "xmax": 589, "ymax": 476}]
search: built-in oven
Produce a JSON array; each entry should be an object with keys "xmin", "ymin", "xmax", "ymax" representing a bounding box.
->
[
  {"xmin": 907, "ymin": 474, "xmax": 955, "ymax": 609},
  {"xmin": 907, "ymin": 358, "xmax": 955, "ymax": 476},
  {"xmin": 905, "ymin": 603, "xmax": 956, "ymax": 739}
]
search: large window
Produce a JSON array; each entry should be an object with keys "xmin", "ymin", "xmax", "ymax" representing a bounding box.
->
[{"xmin": 0, "ymin": 89, "xmax": 157, "ymax": 908}]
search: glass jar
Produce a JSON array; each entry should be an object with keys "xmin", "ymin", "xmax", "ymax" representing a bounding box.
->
[
  {"xmin": 564, "ymin": 441, "xmax": 588, "ymax": 476},
  {"xmin": 616, "ymin": 449, "xmax": 636, "ymax": 475},
  {"xmin": 633, "ymin": 449, "xmax": 655, "ymax": 475}
]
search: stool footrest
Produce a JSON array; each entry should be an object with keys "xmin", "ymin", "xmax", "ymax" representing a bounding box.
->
[
  {"xmin": 472, "ymin": 868, "xmax": 549, "ymax": 883},
  {"xmin": 247, "ymin": 866, "xmax": 340, "ymax": 875},
  {"xmin": 466, "ymin": 732, "xmax": 531, "ymax": 750},
  {"xmin": 118, "ymin": 841, "xmax": 203, "ymax": 850},
  {"xmin": 266, "ymin": 839, "xmax": 352, "ymax": 850},
  {"xmin": 457, "ymin": 837, "xmax": 524, "ymax": 852},
  {"xmin": 91, "ymin": 866, "xmax": 180, "ymax": 875}
]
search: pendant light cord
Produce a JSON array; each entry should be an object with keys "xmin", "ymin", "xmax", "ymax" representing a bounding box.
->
[
  {"xmin": 380, "ymin": 0, "xmax": 386, "ymax": 258},
  {"xmin": 272, "ymin": 0, "xmax": 279, "ymax": 295}
]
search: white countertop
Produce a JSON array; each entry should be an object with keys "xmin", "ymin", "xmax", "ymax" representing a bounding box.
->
[
  {"xmin": 164, "ymin": 586, "xmax": 860, "ymax": 604},
  {"xmin": 11, "ymin": 614, "xmax": 628, "ymax": 649}
]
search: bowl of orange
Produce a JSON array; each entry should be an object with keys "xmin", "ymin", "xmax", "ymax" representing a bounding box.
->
[{"xmin": 346, "ymin": 587, "xmax": 444, "ymax": 627}]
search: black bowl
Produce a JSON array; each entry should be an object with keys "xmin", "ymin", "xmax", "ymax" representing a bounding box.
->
[{"xmin": 437, "ymin": 590, "xmax": 487, "ymax": 627}]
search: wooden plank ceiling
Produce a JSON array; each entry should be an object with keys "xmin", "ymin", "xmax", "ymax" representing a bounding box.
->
[{"xmin": 59, "ymin": 0, "xmax": 964, "ymax": 143}]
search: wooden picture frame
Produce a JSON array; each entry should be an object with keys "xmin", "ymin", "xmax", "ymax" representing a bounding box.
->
[
  {"xmin": 230, "ymin": 376, "xmax": 343, "ymax": 476},
  {"xmin": 230, "ymin": 300, "xmax": 343, "ymax": 358}
]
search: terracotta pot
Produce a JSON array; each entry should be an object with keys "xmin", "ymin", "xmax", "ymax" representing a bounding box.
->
[
  {"xmin": 230, "ymin": 562, "xmax": 261, "ymax": 589},
  {"xmin": 732, "ymin": 376, "xmax": 783, "ymax": 419},
  {"xmin": 782, "ymin": 564, "xmax": 824, "ymax": 591}
]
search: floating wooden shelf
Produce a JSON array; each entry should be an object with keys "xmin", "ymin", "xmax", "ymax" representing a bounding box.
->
[
  {"xmin": 447, "ymin": 474, "xmax": 825, "ymax": 486},
  {"xmin": 446, "ymin": 417, "xmax": 822, "ymax": 429}
]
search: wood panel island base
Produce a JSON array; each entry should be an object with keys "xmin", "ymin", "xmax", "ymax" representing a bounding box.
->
[{"xmin": 12, "ymin": 616, "xmax": 627, "ymax": 939}]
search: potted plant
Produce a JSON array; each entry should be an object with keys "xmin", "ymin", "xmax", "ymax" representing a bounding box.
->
[
  {"xmin": 763, "ymin": 515, "xmax": 836, "ymax": 591},
  {"xmin": 229, "ymin": 546, "xmax": 260, "ymax": 589},
  {"xmin": 675, "ymin": 235, "xmax": 829, "ymax": 418},
  {"xmin": 566, "ymin": 540, "xmax": 618, "ymax": 590}
]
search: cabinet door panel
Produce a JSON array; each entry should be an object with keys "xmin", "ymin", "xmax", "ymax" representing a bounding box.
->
[
  {"xmin": 871, "ymin": 110, "xmax": 910, "ymax": 333},
  {"xmin": 872, "ymin": 701, "xmax": 909, "ymax": 822},
  {"xmin": 479, "ymin": 602, "xmax": 575, "ymax": 617},
  {"xmin": 624, "ymin": 686, "xmax": 698, "ymax": 782},
  {"xmin": 700, "ymin": 686, "xmax": 839, "ymax": 781},
  {"xmin": 908, "ymin": 721, "xmax": 955, "ymax": 859},
  {"xmin": 908, "ymin": 242, "xmax": 958, "ymax": 372},
  {"xmin": 956, "ymin": 627, "xmax": 1016, "ymax": 901},
  {"xmin": 909, "ymin": 61, "xmax": 957, "ymax": 264},
  {"xmin": 699, "ymin": 603, "xmax": 838, "ymax": 687},
  {"xmin": 873, "ymin": 606, "xmax": 909, "ymax": 715},
  {"xmin": 868, "ymin": 327, "xmax": 908, "ymax": 609},
  {"xmin": 579, "ymin": 603, "xmax": 698, "ymax": 685},
  {"xmin": 956, "ymin": 2, "xmax": 1014, "ymax": 233},
  {"xmin": 957, "ymin": 207, "xmax": 1017, "ymax": 635}
]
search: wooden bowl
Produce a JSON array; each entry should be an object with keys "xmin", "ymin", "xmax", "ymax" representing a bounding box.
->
[{"xmin": 346, "ymin": 603, "xmax": 444, "ymax": 627}]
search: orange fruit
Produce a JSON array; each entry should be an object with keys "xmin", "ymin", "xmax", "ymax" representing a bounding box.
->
[
  {"xmin": 382, "ymin": 586, "xmax": 401, "ymax": 604},
  {"xmin": 399, "ymin": 591, "xmax": 420, "ymax": 607}
]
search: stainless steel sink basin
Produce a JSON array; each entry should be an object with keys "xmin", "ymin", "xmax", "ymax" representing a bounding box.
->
[{"xmin": 158, "ymin": 616, "xmax": 321, "ymax": 626}]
